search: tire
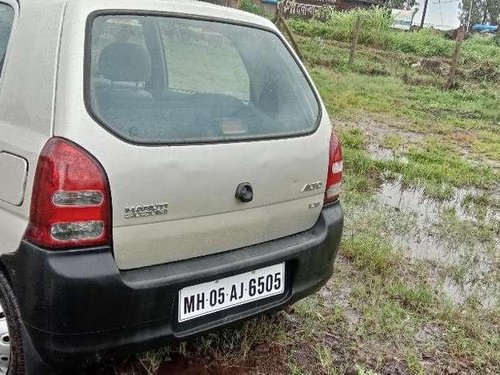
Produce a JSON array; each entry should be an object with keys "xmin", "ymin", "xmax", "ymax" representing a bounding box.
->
[{"xmin": 0, "ymin": 270, "xmax": 25, "ymax": 374}]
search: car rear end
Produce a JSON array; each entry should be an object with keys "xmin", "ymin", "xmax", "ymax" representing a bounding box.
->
[{"xmin": 2, "ymin": 0, "xmax": 343, "ymax": 368}]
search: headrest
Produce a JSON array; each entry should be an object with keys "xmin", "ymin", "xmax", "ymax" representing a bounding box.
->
[{"xmin": 98, "ymin": 43, "xmax": 151, "ymax": 83}]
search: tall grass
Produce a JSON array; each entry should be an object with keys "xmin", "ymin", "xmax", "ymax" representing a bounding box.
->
[
  {"xmin": 388, "ymin": 28, "xmax": 453, "ymax": 57},
  {"xmin": 462, "ymin": 34, "xmax": 500, "ymax": 68},
  {"xmin": 238, "ymin": 3, "xmax": 499, "ymax": 68},
  {"xmin": 238, "ymin": 0, "xmax": 272, "ymax": 18},
  {"xmin": 289, "ymin": 8, "xmax": 393, "ymax": 48},
  {"xmin": 289, "ymin": 8, "xmax": 500, "ymax": 61}
]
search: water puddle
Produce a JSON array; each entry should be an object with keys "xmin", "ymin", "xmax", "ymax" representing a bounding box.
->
[
  {"xmin": 377, "ymin": 180, "xmax": 499, "ymax": 224},
  {"xmin": 342, "ymin": 123, "xmax": 499, "ymax": 307},
  {"xmin": 373, "ymin": 179, "xmax": 499, "ymax": 308},
  {"xmin": 367, "ymin": 144, "xmax": 394, "ymax": 161},
  {"xmin": 366, "ymin": 143, "xmax": 408, "ymax": 163}
]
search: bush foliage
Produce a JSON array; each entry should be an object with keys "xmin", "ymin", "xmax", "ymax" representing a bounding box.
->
[
  {"xmin": 288, "ymin": 8, "xmax": 500, "ymax": 63},
  {"xmin": 289, "ymin": 8, "xmax": 393, "ymax": 48},
  {"xmin": 238, "ymin": 0, "xmax": 271, "ymax": 17}
]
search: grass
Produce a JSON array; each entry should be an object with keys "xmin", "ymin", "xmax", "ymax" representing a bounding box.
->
[
  {"xmin": 303, "ymin": 37, "xmax": 500, "ymax": 198},
  {"xmin": 238, "ymin": 0, "xmax": 273, "ymax": 18},
  {"xmin": 340, "ymin": 125, "xmax": 498, "ymax": 200},
  {"xmin": 341, "ymin": 234, "xmax": 399, "ymax": 275},
  {"xmin": 325, "ymin": 41, "xmax": 500, "ymax": 366},
  {"xmin": 301, "ymin": 14, "xmax": 498, "ymax": 368},
  {"xmin": 282, "ymin": 13, "xmax": 498, "ymax": 372},
  {"xmin": 289, "ymin": 8, "xmax": 395, "ymax": 49},
  {"xmin": 289, "ymin": 8, "xmax": 500, "ymax": 65},
  {"xmin": 461, "ymin": 191, "xmax": 500, "ymax": 219},
  {"xmin": 338, "ymin": 205, "xmax": 499, "ymax": 370},
  {"xmin": 310, "ymin": 65, "xmax": 500, "ymax": 135}
]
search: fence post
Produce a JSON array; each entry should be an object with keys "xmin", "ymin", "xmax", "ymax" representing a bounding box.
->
[
  {"xmin": 349, "ymin": 16, "xmax": 362, "ymax": 67},
  {"xmin": 445, "ymin": 26, "xmax": 465, "ymax": 90},
  {"xmin": 274, "ymin": 3, "xmax": 303, "ymax": 60}
]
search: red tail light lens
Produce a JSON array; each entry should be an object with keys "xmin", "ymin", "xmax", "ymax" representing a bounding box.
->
[
  {"xmin": 24, "ymin": 138, "xmax": 111, "ymax": 249},
  {"xmin": 325, "ymin": 130, "xmax": 343, "ymax": 204}
]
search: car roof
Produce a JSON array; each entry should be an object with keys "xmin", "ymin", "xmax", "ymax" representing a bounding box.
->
[{"xmin": 20, "ymin": 0, "xmax": 274, "ymax": 30}]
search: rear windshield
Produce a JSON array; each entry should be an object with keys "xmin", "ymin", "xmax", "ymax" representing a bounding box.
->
[
  {"xmin": 87, "ymin": 15, "xmax": 320, "ymax": 144},
  {"xmin": 0, "ymin": 4, "xmax": 14, "ymax": 74}
]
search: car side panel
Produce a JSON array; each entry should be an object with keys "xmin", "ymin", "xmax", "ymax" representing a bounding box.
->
[{"xmin": 0, "ymin": 0, "xmax": 65, "ymax": 255}]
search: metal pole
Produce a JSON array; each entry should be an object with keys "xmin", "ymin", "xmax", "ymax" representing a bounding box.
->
[{"xmin": 419, "ymin": 0, "xmax": 429, "ymax": 28}]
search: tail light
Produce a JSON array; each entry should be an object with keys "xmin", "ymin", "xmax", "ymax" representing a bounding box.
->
[
  {"xmin": 324, "ymin": 130, "xmax": 343, "ymax": 204},
  {"xmin": 24, "ymin": 138, "xmax": 111, "ymax": 249}
]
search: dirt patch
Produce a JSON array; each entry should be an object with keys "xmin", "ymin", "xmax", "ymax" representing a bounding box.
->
[
  {"xmin": 411, "ymin": 58, "xmax": 448, "ymax": 76},
  {"xmin": 155, "ymin": 343, "xmax": 285, "ymax": 375},
  {"xmin": 99, "ymin": 341, "xmax": 287, "ymax": 375},
  {"xmin": 337, "ymin": 115, "xmax": 424, "ymax": 147},
  {"xmin": 459, "ymin": 58, "xmax": 500, "ymax": 83}
]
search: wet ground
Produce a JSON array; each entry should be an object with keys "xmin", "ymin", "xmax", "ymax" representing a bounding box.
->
[
  {"xmin": 374, "ymin": 179, "xmax": 499, "ymax": 309},
  {"xmin": 354, "ymin": 118, "xmax": 500, "ymax": 310}
]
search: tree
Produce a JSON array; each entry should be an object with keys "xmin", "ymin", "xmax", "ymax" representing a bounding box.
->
[{"xmin": 461, "ymin": 0, "xmax": 500, "ymax": 26}]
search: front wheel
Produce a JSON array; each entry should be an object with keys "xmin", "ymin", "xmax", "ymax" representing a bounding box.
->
[{"xmin": 0, "ymin": 271, "xmax": 25, "ymax": 374}]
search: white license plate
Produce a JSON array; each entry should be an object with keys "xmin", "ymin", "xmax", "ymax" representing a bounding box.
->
[{"xmin": 178, "ymin": 263, "xmax": 285, "ymax": 322}]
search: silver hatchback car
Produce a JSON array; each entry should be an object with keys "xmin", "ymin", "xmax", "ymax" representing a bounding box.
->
[{"xmin": 0, "ymin": 0, "xmax": 343, "ymax": 372}]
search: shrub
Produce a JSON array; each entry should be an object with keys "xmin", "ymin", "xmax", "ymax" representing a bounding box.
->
[
  {"xmin": 494, "ymin": 34, "xmax": 500, "ymax": 47},
  {"xmin": 289, "ymin": 7, "xmax": 393, "ymax": 48},
  {"xmin": 388, "ymin": 28, "xmax": 454, "ymax": 57},
  {"xmin": 288, "ymin": 9, "xmax": 500, "ymax": 60},
  {"xmin": 238, "ymin": 0, "xmax": 271, "ymax": 18}
]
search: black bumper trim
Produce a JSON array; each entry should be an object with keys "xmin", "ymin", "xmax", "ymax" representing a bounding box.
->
[{"xmin": 1, "ymin": 202, "xmax": 343, "ymax": 366}]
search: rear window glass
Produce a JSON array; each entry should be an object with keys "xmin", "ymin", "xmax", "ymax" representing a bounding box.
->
[
  {"xmin": 88, "ymin": 15, "xmax": 319, "ymax": 144},
  {"xmin": 0, "ymin": 4, "xmax": 14, "ymax": 74}
]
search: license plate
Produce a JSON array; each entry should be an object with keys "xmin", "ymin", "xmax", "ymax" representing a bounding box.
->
[{"xmin": 178, "ymin": 263, "xmax": 285, "ymax": 322}]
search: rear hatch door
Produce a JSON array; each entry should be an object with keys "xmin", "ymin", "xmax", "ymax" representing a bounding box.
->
[{"xmin": 85, "ymin": 13, "xmax": 330, "ymax": 269}]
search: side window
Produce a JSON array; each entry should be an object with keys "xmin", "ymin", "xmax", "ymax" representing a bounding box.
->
[
  {"xmin": 159, "ymin": 20, "xmax": 250, "ymax": 101},
  {"xmin": 0, "ymin": 3, "xmax": 14, "ymax": 75},
  {"xmin": 90, "ymin": 16, "xmax": 149, "ymax": 88}
]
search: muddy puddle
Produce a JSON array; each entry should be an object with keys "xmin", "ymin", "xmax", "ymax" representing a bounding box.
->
[
  {"xmin": 373, "ymin": 178, "xmax": 499, "ymax": 308},
  {"xmin": 377, "ymin": 179, "xmax": 500, "ymax": 224},
  {"xmin": 356, "ymin": 137, "xmax": 499, "ymax": 307}
]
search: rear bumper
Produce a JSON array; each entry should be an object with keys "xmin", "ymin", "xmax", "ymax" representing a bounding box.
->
[{"xmin": 1, "ymin": 202, "xmax": 343, "ymax": 367}]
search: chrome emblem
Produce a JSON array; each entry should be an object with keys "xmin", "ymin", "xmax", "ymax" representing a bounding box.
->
[
  {"xmin": 309, "ymin": 202, "xmax": 321, "ymax": 209},
  {"xmin": 302, "ymin": 181, "xmax": 323, "ymax": 193},
  {"xmin": 124, "ymin": 203, "xmax": 168, "ymax": 219}
]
